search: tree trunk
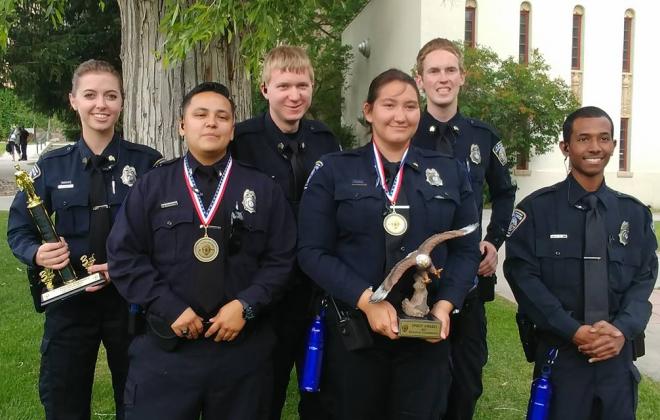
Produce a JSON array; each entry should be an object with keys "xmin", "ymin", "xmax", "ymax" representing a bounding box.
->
[{"xmin": 117, "ymin": 0, "xmax": 251, "ymax": 158}]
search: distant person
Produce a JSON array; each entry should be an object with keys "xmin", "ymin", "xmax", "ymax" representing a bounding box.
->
[
  {"xmin": 18, "ymin": 125, "xmax": 29, "ymax": 160},
  {"xmin": 7, "ymin": 126, "xmax": 18, "ymax": 161},
  {"xmin": 504, "ymin": 106, "xmax": 657, "ymax": 419},
  {"xmin": 7, "ymin": 59, "xmax": 162, "ymax": 420},
  {"xmin": 231, "ymin": 45, "xmax": 340, "ymax": 420}
]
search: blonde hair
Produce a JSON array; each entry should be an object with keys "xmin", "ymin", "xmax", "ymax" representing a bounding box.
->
[
  {"xmin": 71, "ymin": 59, "xmax": 123, "ymax": 97},
  {"xmin": 261, "ymin": 45, "xmax": 314, "ymax": 85},
  {"xmin": 416, "ymin": 38, "xmax": 465, "ymax": 75}
]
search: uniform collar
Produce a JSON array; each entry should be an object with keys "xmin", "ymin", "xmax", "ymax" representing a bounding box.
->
[
  {"xmin": 264, "ymin": 111, "xmax": 303, "ymax": 144},
  {"xmin": 565, "ymin": 174, "xmax": 613, "ymax": 210},
  {"xmin": 420, "ymin": 109, "xmax": 462, "ymax": 137},
  {"xmin": 79, "ymin": 134, "xmax": 120, "ymax": 169},
  {"xmin": 186, "ymin": 152, "xmax": 229, "ymax": 177},
  {"xmin": 361, "ymin": 140, "xmax": 422, "ymax": 173}
]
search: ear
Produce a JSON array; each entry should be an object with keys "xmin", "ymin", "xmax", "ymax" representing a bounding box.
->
[
  {"xmin": 415, "ymin": 74, "xmax": 424, "ymax": 91},
  {"xmin": 178, "ymin": 119, "xmax": 185, "ymax": 137},
  {"xmin": 69, "ymin": 92, "xmax": 77, "ymax": 112},
  {"xmin": 559, "ymin": 141, "xmax": 569, "ymax": 156},
  {"xmin": 260, "ymin": 83, "xmax": 268, "ymax": 99},
  {"xmin": 362, "ymin": 102, "xmax": 373, "ymax": 124},
  {"xmin": 612, "ymin": 140, "xmax": 618, "ymax": 155}
]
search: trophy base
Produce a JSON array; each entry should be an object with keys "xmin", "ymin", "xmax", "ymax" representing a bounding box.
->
[
  {"xmin": 398, "ymin": 313, "xmax": 442, "ymax": 339},
  {"xmin": 41, "ymin": 273, "xmax": 105, "ymax": 306}
]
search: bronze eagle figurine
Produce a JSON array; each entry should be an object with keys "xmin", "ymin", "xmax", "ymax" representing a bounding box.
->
[{"xmin": 370, "ymin": 223, "xmax": 479, "ymax": 305}]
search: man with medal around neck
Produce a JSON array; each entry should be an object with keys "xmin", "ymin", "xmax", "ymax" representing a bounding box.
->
[
  {"xmin": 107, "ymin": 82, "xmax": 296, "ymax": 420},
  {"xmin": 413, "ymin": 38, "xmax": 516, "ymax": 420}
]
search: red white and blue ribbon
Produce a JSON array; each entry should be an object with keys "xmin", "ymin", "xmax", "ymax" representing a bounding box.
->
[
  {"xmin": 183, "ymin": 155, "xmax": 233, "ymax": 226},
  {"xmin": 372, "ymin": 142, "xmax": 408, "ymax": 206}
]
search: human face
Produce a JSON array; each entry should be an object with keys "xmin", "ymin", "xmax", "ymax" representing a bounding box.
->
[
  {"xmin": 560, "ymin": 116, "xmax": 616, "ymax": 185},
  {"xmin": 416, "ymin": 49, "xmax": 465, "ymax": 112},
  {"xmin": 69, "ymin": 72, "xmax": 122, "ymax": 139},
  {"xmin": 179, "ymin": 91, "xmax": 235, "ymax": 164},
  {"xmin": 262, "ymin": 68, "xmax": 313, "ymax": 132},
  {"xmin": 363, "ymin": 81, "xmax": 420, "ymax": 152}
]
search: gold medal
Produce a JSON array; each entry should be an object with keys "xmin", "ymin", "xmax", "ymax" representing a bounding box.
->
[
  {"xmin": 193, "ymin": 235, "xmax": 219, "ymax": 262},
  {"xmin": 383, "ymin": 212, "xmax": 408, "ymax": 236}
]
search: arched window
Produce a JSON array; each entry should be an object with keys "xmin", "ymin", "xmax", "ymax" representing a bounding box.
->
[
  {"xmin": 465, "ymin": 0, "xmax": 477, "ymax": 47},
  {"xmin": 519, "ymin": 2, "xmax": 531, "ymax": 65},
  {"xmin": 571, "ymin": 6, "xmax": 584, "ymax": 70}
]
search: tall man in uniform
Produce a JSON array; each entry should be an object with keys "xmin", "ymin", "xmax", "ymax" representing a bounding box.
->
[
  {"xmin": 107, "ymin": 82, "xmax": 296, "ymax": 419},
  {"xmin": 413, "ymin": 38, "xmax": 516, "ymax": 419},
  {"xmin": 231, "ymin": 45, "xmax": 340, "ymax": 420},
  {"xmin": 504, "ymin": 106, "xmax": 657, "ymax": 419}
]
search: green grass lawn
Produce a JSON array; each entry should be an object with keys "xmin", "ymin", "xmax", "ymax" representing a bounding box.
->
[{"xmin": 1, "ymin": 210, "xmax": 659, "ymax": 419}]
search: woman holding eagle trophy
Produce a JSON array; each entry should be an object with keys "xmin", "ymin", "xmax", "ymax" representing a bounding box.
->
[{"xmin": 298, "ymin": 68, "xmax": 480, "ymax": 419}]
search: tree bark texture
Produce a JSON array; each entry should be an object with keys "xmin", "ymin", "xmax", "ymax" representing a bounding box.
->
[{"xmin": 118, "ymin": 0, "xmax": 252, "ymax": 158}]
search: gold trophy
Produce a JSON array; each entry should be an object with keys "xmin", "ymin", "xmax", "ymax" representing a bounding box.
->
[
  {"xmin": 15, "ymin": 165, "xmax": 105, "ymax": 306},
  {"xmin": 370, "ymin": 224, "xmax": 478, "ymax": 339}
]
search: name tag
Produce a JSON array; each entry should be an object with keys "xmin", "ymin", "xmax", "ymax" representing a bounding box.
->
[
  {"xmin": 57, "ymin": 183, "xmax": 74, "ymax": 189},
  {"xmin": 160, "ymin": 201, "xmax": 178, "ymax": 208},
  {"xmin": 550, "ymin": 234, "xmax": 568, "ymax": 239}
]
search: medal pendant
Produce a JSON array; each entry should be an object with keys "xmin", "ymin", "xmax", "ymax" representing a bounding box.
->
[
  {"xmin": 194, "ymin": 234, "xmax": 219, "ymax": 262},
  {"xmin": 383, "ymin": 212, "xmax": 408, "ymax": 236}
]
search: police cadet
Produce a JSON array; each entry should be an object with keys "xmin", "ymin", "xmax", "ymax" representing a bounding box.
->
[
  {"xmin": 231, "ymin": 45, "xmax": 340, "ymax": 420},
  {"xmin": 7, "ymin": 59, "xmax": 162, "ymax": 419},
  {"xmin": 298, "ymin": 69, "xmax": 480, "ymax": 420},
  {"xmin": 504, "ymin": 106, "xmax": 658, "ymax": 419},
  {"xmin": 413, "ymin": 38, "xmax": 516, "ymax": 420},
  {"xmin": 106, "ymin": 82, "xmax": 296, "ymax": 419}
]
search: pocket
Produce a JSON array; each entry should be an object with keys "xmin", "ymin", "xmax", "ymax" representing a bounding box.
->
[
  {"xmin": 151, "ymin": 209, "xmax": 194, "ymax": 263},
  {"xmin": 418, "ymin": 185, "xmax": 460, "ymax": 231},
  {"xmin": 51, "ymin": 189, "xmax": 89, "ymax": 236},
  {"xmin": 535, "ymin": 238, "xmax": 582, "ymax": 291},
  {"xmin": 608, "ymin": 246, "xmax": 642, "ymax": 292},
  {"xmin": 334, "ymin": 185, "xmax": 382, "ymax": 234}
]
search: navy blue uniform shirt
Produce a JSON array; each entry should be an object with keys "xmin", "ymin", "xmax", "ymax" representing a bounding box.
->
[
  {"xmin": 504, "ymin": 175, "xmax": 658, "ymax": 342},
  {"xmin": 8, "ymin": 136, "xmax": 162, "ymax": 272},
  {"xmin": 232, "ymin": 112, "xmax": 340, "ymax": 212},
  {"xmin": 106, "ymin": 154, "xmax": 296, "ymax": 324},
  {"xmin": 298, "ymin": 143, "xmax": 481, "ymax": 309},
  {"xmin": 414, "ymin": 111, "xmax": 515, "ymax": 249}
]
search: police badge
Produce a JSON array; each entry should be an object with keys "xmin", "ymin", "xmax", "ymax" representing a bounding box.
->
[
  {"xmin": 242, "ymin": 189, "xmax": 256, "ymax": 214},
  {"xmin": 618, "ymin": 221, "xmax": 629, "ymax": 246},
  {"xmin": 470, "ymin": 144, "xmax": 481, "ymax": 164},
  {"xmin": 120, "ymin": 165, "xmax": 137, "ymax": 187},
  {"xmin": 425, "ymin": 168, "xmax": 443, "ymax": 186}
]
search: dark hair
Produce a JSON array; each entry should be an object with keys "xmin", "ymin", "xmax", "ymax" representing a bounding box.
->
[
  {"xmin": 562, "ymin": 106, "xmax": 614, "ymax": 142},
  {"xmin": 366, "ymin": 68, "xmax": 421, "ymax": 106},
  {"xmin": 181, "ymin": 82, "xmax": 235, "ymax": 116}
]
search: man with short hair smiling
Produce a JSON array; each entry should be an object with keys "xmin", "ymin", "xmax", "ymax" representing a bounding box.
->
[
  {"xmin": 107, "ymin": 82, "xmax": 296, "ymax": 419},
  {"xmin": 504, "ymin": 106, "xmax": 657, "ymax": 419}
]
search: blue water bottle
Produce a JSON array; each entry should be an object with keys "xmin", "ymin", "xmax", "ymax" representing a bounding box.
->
[
  {"xmin": 527, "ymin": 348, "xmax": 558, "ymax": 420},
  {"xmin": 300, "ymin": 308, "xmax": 325, "ymax": 392}
]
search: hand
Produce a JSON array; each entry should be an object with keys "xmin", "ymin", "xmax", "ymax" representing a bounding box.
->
[
  {"xmin": 572, "ymin": 325, "xmax": 597, "ymax": 347},
  {"xmin": 357, "ymin": 288, "xmax": 399, "ymax": 340},
  {"xmin": 34, "ymin": 238, "xmax": 70, "ymax": 270},
  {"xmin": 477, "ymin": 241, "xmax": 498, "ymax": 276},
  {"xmin": 171, "ymin": 307, "xmax": 204, "ymax": 340},
  {"xmin": 427, "ymin": 300, "xmax": 454, "ymax": 343},
  {"xmin": 578, "ymin": 321, "xmax": 625, "ymax": 363},
  {"xmin": 205, "ymin": 300, "xmax": 246, "ymax": 342},
  {"xmin": 85, "ymin": 263, "xmax": 110, "ymax": 292}
]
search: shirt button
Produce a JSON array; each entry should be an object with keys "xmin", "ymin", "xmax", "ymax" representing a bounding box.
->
[
  {"xmin": 400, "ymin": 246, "xmax": 406, "ymax": 252},
  {"xmin": 555, "ymin": 251, "xmax": 560, "ymax": 256},
  {"xmin": 62, "ymin": 201, "xmax": 67, "ymax": 206},
  {"xmin": 166, "ymin": 220, "xmax": 172, "ymax": 226}
]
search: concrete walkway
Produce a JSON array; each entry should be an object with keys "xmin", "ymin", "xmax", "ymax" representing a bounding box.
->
[{"xmin": 486, "ymin": 209, "xmax": 660, "ymax": 382}]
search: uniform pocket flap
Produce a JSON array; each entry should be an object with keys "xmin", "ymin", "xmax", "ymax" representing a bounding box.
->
[{"xmin": 535, "ymin": 237, "xmax": 582, "ymax": 258}]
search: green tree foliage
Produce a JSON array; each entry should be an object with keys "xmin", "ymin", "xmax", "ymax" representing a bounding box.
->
[
  {"xmin": 1, "ymin": 0, "xmax": 120, "ymax": 138},
  {"xmin": 459, "ymin": 46, "xmax": 580, "ymax": 164},
  {"xmin": 0, "ymin": 88, "xmax": 49, "ymax": 138}
]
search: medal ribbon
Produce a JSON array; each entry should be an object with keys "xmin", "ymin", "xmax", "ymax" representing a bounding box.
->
[
  {"xmin": 372, "ymin": 142, "xmax": 408, "ymax": 206},
  {"xmin": 183, "ymin": 155, "xmax": 233, "ymax": 226}
]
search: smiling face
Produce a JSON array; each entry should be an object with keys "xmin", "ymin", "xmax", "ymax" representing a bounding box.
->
[
  {"xmin": 262, "ymin": 68, "xmax": 313, "ymax": 133},
  {"xmin": 416, "ymin": 49, "xmax": 465, "ymax": 114},
  {"xmin": 560, "ymin": 116, "xmax": 616, "ymax": 188},
  {"xmin": 363, "ymin": 80, "xmax": 420, "ymax": 152},
  {"xmin": 69, "ymin": 71, "xmax": 122, "ymax": 140},
  {"xmin": 179, "ymin": 91, "xmax": 235, "ymax": 165}
]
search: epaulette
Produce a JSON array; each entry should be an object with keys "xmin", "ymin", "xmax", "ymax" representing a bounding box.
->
[
  {"xmin": 467, "ymin": 118, "xmax": 501, "ymax": 138},
  {"xmin": 123, "ymin": 140, "xmax": 161, "ymax": 156},
  {"xmin": 517, "ymin": 183, "xmax": 559, "ymax": 207},
  {"xmin": 415, "ymin": 147, "xmax": 453, "ymax": 159},
  {"xmin": 40, "ymin": 143, "xmax": 77, "ymax": 161},
  {"xmin": 234, "ymin": 116, "xmax": 264, "ymax": 135},
  {"xmin": 232, "ymin": 159, "xmax": 260, "ymax": 171},
  {"xmin": 154, "ymin": 157, "xmax": 180, "ymax": 167},
  {"xmin": 303, "ymin": 119, "xmax": 333, "ymax": 135},
  {"xmin": 611, "ymin": 189, "xmax": 652, "ymax": 211}
]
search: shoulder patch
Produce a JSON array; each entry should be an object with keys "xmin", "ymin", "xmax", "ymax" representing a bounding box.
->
[
  {"xmin": 492, "ymin": 141, "xmax": 508, "ymax": 166},
  {"xmin": 506, "ymin": 208, "xmax": 527, "ymax": 237},
  {"xmin": 29, "ymin": 163, "xmax": 41, "ymax": 180},
  {"xmin": 304, "ymin": 160, "xmax": 324, "ymax": 190}
]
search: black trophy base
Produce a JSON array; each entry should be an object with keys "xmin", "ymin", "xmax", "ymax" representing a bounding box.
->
[
  {"xmin": 398, "ymin": 313, "xmax": 442, "ymax": 339},
  {"xmin": 41, "ymin": 273, "xmax": 104, "ymax": 305}
]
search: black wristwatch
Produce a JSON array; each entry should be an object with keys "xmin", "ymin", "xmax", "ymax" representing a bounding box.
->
[{"xmin": 238, "ymin": 299, "xmax": 256, "ymax": 321}]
